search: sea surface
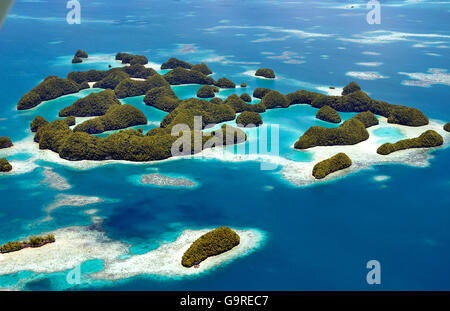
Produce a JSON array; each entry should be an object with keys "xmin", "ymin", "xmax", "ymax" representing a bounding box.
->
[{"xmin": 0, "ymin": 0, "xmax": 449, "ymax": 290}]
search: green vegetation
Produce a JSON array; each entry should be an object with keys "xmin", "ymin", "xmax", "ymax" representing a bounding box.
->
[
  {"xmin": 115, "ymin": 52, "xmax": 148, "ymax": 65},
  {"xmin": 240, "ymin": 83, "xmax": 247, "ymax": 88},
  {"xmin": 240, "ymin": 93, "xmax": 252, "ymax": 102},
  {"xmin": 255, "ymin": 68, "xmax": 275, "ymax": 79},
  {"xmin": 17, "ymin": 76, "xmax": 81, "ymax": 110},
  {"xmin": 181, "ymin": 227, "xmax": 240, "ymax": 267},
  {"xmin": 72, "ymin": 56, "xmax": 82, "ymax": 64},
  {"xmin": 115, "ymin": 74, "xmax": 169, "ymax": 98},
  {"xmin": 316, "ymin": 105, "xmax": 341, "ymax": 123},
  {"xmin": 236, "ymin": 111, "xmax": 263, "ymax": 127},
  {"xmin": 261, "ymin": 90, "xmax": 289, "ymax": 109},
  {"xmin": 59, "ymin": 89, "xmax": 120, "ymax": 117},
  {"xmin": 341, "ymin": 81, "xmax": 361, "ymax": 95},
  {"xmin": 0, "ymin": 158, "xmax": 12, "ymax": 172},
  {"xmin": 210, "ymin": 97, "xmax": 223, "ymax": 104},
  {"xmin": 0, "ymin": 234, "xmax": 55, "ymax": 253},
  {"xmin": 161, "ymin": 58, "xmax": 193, "ymax": 70},
  {"xmin": 30, "ymin": 116, "xmax": 49, "ymax": 132},
  {"xmin": 191, "ymin": 63, "xmax": 213, "ymax": 75},
  {"xmin": 214, "ymin": 77, "xmax": 236, "ymax": 89},
  {"xmin": 353, "ymin": 111, "xmax": 379, "ymax": 128},
  {"xmin": 444, "ymin": 123, "xmax": 450, "ymax": 132},
  {"xmin": 164, "ymin": 68, "xmax": 214, "ymax": 85},
  {"xmin": 0, "ymin": 137, "xmax": 13, "ymax": 149},
  {"xmin": 143, "ymin": 86, "xmax": 180, "ymax": 112},
  {"xmin": 75, "ymin": 49, "xmax": 88, "ymax": 58},
  {"xmin": 295, "ymin": 118, "xmax": 369, "ymax": 149},
  {"xmin": 312, "ymin": 153, "xmax": 352, "ymax": 179},
  {"xmin": 387, "ymin": 106, "xmax": 429, "ymax": 127},
  {"xmin": 223, "ymin": 94, "xmax": 266, "ymax": 113},
  {"xmin": 196, "ymin": 85, "xmax": 216, "ymax": 98},
  {"xmin": 122, "ymin": 64, "xmax": 157, "ymax": 79},
  {"xmin": 253, "ymin": 88, "xmax": 271, "ymax": 99},
  {"xmin": 93, "ymin": 70, "xmax": 130, "ymax": 89},
  {"xmin": 377, "ymin": 130, "xmax": 443, "ymax": 155},
  {"xmin": 64, "ymin": 116, "xmax": 76, "ymax": 126},
  {"xmin": 161, "ymin": 98, "xmax": 236, "ymax": 130},
  {"xmin": 286, "ymin": 89, "xmax": 320, "ymax": 106},
  {"xmin": 74, "ymin": 104, "xmax": 147, "ymax": 134},
  {"xmin": 79, "ymin": 81, "xmax": 90, "ymax": 90},
  {"xmin": 67, "ymin": 69, "xmax": 110, "ymax": 83}
]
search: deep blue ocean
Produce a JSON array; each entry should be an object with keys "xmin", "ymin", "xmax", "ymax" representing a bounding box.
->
[{"xmin": 0, "ymin": 0, "xmax": 449, "ymax": 290}]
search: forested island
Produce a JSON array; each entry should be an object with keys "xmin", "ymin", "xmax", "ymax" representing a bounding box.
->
[{"xmin": 0, "ymin": 234, "xmax": 55, "ymax": 253}]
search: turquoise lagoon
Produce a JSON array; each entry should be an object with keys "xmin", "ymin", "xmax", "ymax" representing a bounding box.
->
[{"xmin": 0, "ymin": 0, "xmax": 449, "ymax": 290}]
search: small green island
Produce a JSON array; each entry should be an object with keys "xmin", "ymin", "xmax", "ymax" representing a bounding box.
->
[
  {"xmin": 377, "ymin": 130, "xmax": 443, "ymax": 155},
  {"xmin": 253, "ymin": 88, "xmax": 271, "ymax": 99},
  {"xmin": 214, "ymin": 77, "xmax": 236, "ymax": 89},
  {"xmin": 0, "ymin": 234, "xmax": 55, "ymax": 254},
  {"xmin": 312, "ymin": 153, "xmax": 352, "ymax": 179},
  {"xmin": 116, "ymin": 52, "xmax": 148, "ymax": 65},
  {"xmin": 196, "ymin": 85, "xmax": 216, "ymax": 98},
  {"xmin": 240, "ymin": 93, "xmax": 252, "ymax": 103},
  {"xmin": 316, "ymin": 105, "xmax": 341, "ymax": 123},
  {"xmin": 223, "ymin": 94, "xmax": 265, "ymax": 113},
  {"xmin": 161, "ymin": 57, "xmax": 193, "ymax": 70},
  {"xmin": 0, "ymin": 158, "xmax": 12, "ymax": 172},
  {"xmin": 255, "ymin": 68, "xmax": 275, "ymax": 79},
  {"xmin": 0, "ymin": 137, "xmax": 13, "ymax": 149},
  {"xmin": 72, "ymin": 49, "xmax": 88, "ymax": 63},
  {"xmin": 444, "ymin": 123, "xmax": 450, "ymax": 132},
  {"xmin": 59, "ymin": 89, "xmax": 120, "ymax": 117},
  {"xmin": 236, "ymin": 111, "xmax": 263, "ymax": 127},
  {"xmin": 181, "ymin": 227, "xmax": 240, "ymax": 268}
]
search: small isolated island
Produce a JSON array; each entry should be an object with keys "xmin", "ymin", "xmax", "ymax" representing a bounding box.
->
[
  {"xmin": 445, "ymin": 123, "xmax": 450, "ymax": 132},
  {"xmin": 0, "ymin": 158, "xmax": 12, "ymax": 172},
  {"xmin": 377, "ymin": 130, "xmax": 443, "ymax": 155},
  {"xmin": 72, "ymin": 57, "xmax": 82, "ymax": 64},
  {"xmin": 0, "ymin": 234, "xmax": 55, "ymax": 254},
  {"xmin": 75, "ymin": 49, "xmax": 88, "ymax": 59},
  {"xmin": 140, "ymin": 173, "xmax": 196, "ymax": 187},
  {"xmin": 240, "ymin": 93, "xmax": 252, "ymax": 103},
  {"xmin": 0, "ymin": 137, "xmax": 13, "ymax": 149},
  {"xmin": 295, "ymin": 118, "xmax": 369, "ymax": 150},
  {"xmin": 255, "ymin": 68, "xmax": 275, "ymax": 79},
  {"xmin": 241, "ymin": 83, "xmax": 247, "ymax": 88},
  {"xmin": 316, "ymin": 105, "xmax": 341, "ymax": 123},
  {"xmin": 182, "ymin": 227, "xmax": 240, "ymax": 268},
  {"xmin": 236, "ymin": 111, "xmax": 263, "ymax": 127},
  {"xmin": 312, "ymin": 153, "xmax": 352, "ymax": 179},
  {"xmin": 196, "ymin": 85, "xmax": 216, "ymax": 98},
  {"xmin": 214, "ymin": 77, "xmax": 236, "ymax": 89}
]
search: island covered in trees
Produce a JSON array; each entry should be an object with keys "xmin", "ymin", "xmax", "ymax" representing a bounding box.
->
[{"xmin": 0, "ymin": 234, "xmax": 55, "ymax": 253}]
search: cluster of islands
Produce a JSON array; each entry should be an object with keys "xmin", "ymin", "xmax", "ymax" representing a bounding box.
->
[{"xmin": 1, "ymin": 50, "xmax": 449, "ymax": 279}]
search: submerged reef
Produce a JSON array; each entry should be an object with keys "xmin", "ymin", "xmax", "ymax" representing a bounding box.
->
[
  {"xmin": 140, "ymin": 173, "xmax": 196, "ymax": 187},
  {"xmin": 0, "ymin": 137, "xmax": 13, "ymax": 149},
  {"xmin": 236, "ymin": 111, "xmax": 263, "ymax": 127},
  {"xmin": 196, "ymin": 85, "xmax": 216, "ymax": 98},
  {"xmin": 59, "ymin": 89, "xmax": 120, "ymax": 117},
  {"xmin": 377, "ymin": 130, "xmax": 443, "ymax": 155},
  {"xmin": 0, "ymin": 158, "xmax": 12, "ymax": 172},
  {"xmin": 73, "ymin": 104, "xmax": 147, "ymax": 134},
  {"xmin": 161, "ymin": 57, "xmax": 193, "ymax": 70},
  {"xmin": 316, "ymin": 105, "xmax": 341, "ymax": 123},
  {"xmin": 295, "ymin": 118, "xmax": 369, "ymax": 150},
  {"xmin": 214, "ymin": 77, "xmax": 236, "ymax": 89},
  {"xmin": 181, "ymin": 227, "xmax": 240, "ymax": 268},
  {"xmin": 17, "ymin": 76, "xmax": 82, "ymax": 110},
  {"xmin": 164, "ymin": 68, "xmax": 214, "ymax": 85},
  {"xmin": 0, "ymin": 235, "xmax": 55, "ymax": 254},
  {"xmin": 312, "ymin": 153, "xmax": 352, "ymax": 179},
  {"xmin": 255, "ymin": 68, "xmax": 275, "ymax": 79}
]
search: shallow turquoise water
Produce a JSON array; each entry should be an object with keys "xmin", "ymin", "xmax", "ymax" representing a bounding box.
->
[{"xmin": 0, "ymin": 0, "xmax": 449, "ymax": 291}]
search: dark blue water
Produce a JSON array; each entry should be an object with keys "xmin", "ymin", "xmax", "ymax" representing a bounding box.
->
[{"xmin": 0, "ymin": 0, "xmax": 449, "ymax": 290}]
